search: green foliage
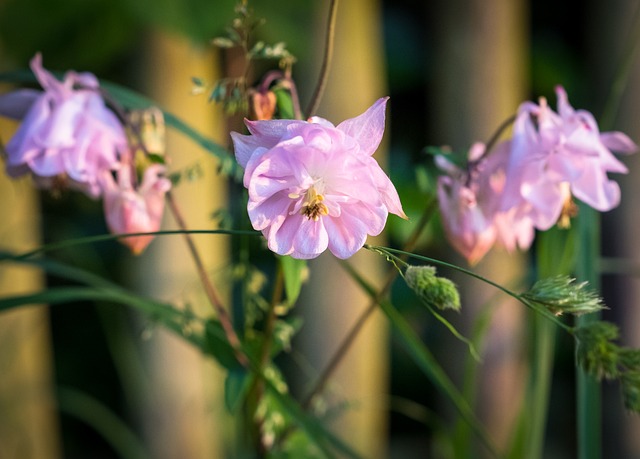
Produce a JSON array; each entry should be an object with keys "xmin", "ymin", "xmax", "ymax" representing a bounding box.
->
[
  {"xmin": 0, "ymin": 0, "xmax": 136, "ymax": 72},
  {"xmin": 279, "ymin": 256, "xmax": 307, "ymax": 309},
  {"xmin": 574, "ymin": 321, "xmax": 620, "ymax": 379},
  {"xmin": 574, "ymin": 320, "xmax": 640, "ymax": 413},
  {"xmin": 621, "ymin": 371, "xmax": 640, "ymax": 412}
]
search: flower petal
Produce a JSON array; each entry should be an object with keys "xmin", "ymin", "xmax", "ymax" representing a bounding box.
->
[{"xmin": 336, "ymin": 97, "xmax": 388, "ymax": 156}]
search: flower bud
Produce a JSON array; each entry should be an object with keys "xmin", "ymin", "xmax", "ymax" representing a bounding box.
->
[
  {"xmin": 249, "ymin": 90, "xmax": 277, "ymax": 120},
  {"xmin": 404, "ymin": 265, "xmax": 460, "ymax": 311}
]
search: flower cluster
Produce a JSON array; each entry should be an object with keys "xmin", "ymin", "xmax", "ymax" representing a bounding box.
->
[
  {"xmin": 437, "ymin": 86, "xmax": 637, "ymax": 264},
  {"xmin": 0, "ymin": 54, "xmax": 170, "ymax": 254},
  {"xmin": 231, "ymin": 97, "xmax": 406, "ymax": 259}
]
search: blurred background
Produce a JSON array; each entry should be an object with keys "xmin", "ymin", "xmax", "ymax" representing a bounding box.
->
[{"xmin": 0, "ymin": 0, "xmax": 639, "ymax": 457}]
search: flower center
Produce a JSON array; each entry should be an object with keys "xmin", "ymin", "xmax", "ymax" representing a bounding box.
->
[
  {"xmin": 299, "ymin": 187, "xmax": 328, "ymax": 221},
  {"xmin": 558, "ymin": 182, "xmax": 578, "ymax": 229}
]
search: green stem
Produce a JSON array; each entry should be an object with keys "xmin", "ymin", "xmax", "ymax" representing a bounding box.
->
[
  {"xmin": 301, "ymin": 198, "xmax": 437, "ymax": 408},
  {"xmin": 166, "ymin": 192, "xmax": 249, "ymax": 368},
  {"xmin": 251, "ymin": 263, "xmax": 284, "ymax": 455},
  {"xmin": 3, "ymin": 229, "xmax": 257, "ymax": 260},
  {"xmin": 368, "ymin": 245, "xmax": 572, "ymax": 332},
  {"xmin": 576, "ymin": 204, "xmax": 601, "ymax": 459},
  {"xmin": 571, "ymin": 5, "xmax": 640, "ymax": 456}
]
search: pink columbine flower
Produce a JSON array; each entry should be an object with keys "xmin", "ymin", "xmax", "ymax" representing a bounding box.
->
[
  {"xmin": 437, "ymin": 141, "xmax": 535, "ymax": 264},
  {"xmin": 502, "ymin": 86, "xmax": 637, "ymax": 230},
  {"xmin": 231, "ymin": 97, "xmax": 407, "ymax": 259},
  {"xmin": 100, "ymin": 162, "xmax": 171, "ymax": 255},
  {"xmin": 0, "ymin": 53, "xmax": 127, "ymax": 197}
]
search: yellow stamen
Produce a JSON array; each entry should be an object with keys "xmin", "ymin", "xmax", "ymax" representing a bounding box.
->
[{"xmin": 300, "ymin": 188, "xmax": 328, "ymax": 221}]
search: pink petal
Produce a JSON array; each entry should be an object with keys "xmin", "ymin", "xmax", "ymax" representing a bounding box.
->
[
  {"xmin": 0, "ymin": 89, "xmax": 41, "ymax": 120},
  {"xmin": 245, "ymin": 118, "xmax": 306, "ymax": 144},
  {"xmin": 324, "ymin": 212, "xmax": 369, "ymax": 259},
  {"xmin": 336, "ymin": 97, "xmax": 388, "ymax": 156},
  {"xmin": 600, "ymin": 131, "xmax": 638, "ymax": 154}
]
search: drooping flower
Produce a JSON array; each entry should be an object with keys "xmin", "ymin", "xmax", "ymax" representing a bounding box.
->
[
  {"xmin": 0, "ymin": 53, "xmax": 127, "ymax": 197},
  {"xmin": 231, "ymin": 97, "xmax": 407, "ymax": 259},
  {"xmin": 100, "ymin": 161, "xmax": 171, "ymax": 255},
  {"xmin": 502, "ymin": 85, "xmax": 637, "ymax": 230},
  {"xmin": 436, "ymin": 141, "xmax": 535, "ymax": 264}
]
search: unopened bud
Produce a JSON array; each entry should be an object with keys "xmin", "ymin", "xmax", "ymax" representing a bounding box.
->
[
  {"xmin": 249, "ymin": 90, "xmax": 277, "ymax": 120},
  {"xmin": 404, "ymin": 265, "xmax": 460, "ymax": 311}
]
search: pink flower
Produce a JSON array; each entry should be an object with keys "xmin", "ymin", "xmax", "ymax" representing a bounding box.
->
[
  {"xmin": 100, "ymin": 163, "xmax": 171, "ymax": 255},
  {"xmin": 437, "ymin": 141, "xmax": 534, "ymax": 264},
  {"xmin": 502, "ymin": 86, "xmax": 637, "ymax": 230},
  {"xmin": 231, "ymin": 97, "xmax": 407, "ymax": 259},
  {"xmin": 0, "ymin": 53, "xmax": 127, "ymax": 197}
]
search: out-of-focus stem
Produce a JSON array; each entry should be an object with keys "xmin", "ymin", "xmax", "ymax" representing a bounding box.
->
[
  {"xmin": 165, "ymin": 191, "xmax": 249, "ymax": 368},
  {"xmin": 305, "ymin": 0, "xmax": 339, "ymax": 117}
]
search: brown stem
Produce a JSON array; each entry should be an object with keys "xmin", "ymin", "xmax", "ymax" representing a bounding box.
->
[
  {"xmin": 166, "ymin": 191, "xmax": 249, "ymax": 368},
  {"xmin": 302, "ymin": 198, "xmax": 437, "ymax": 408},
  {"xmin": 467, "ymin": 113, "xmax": 517, "ymax": 171},
  {"xmin": 305, "ymin": 0, "xmax": 339, "ymax": 117}
]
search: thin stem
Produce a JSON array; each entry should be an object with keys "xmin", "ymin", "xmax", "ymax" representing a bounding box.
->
[
  {"xmin": 250, "ymin": 264, "xmax": 284, "ymax": 456},
  {"xmin": 305, "ymin": 0, "xmax": 339, "ymax": 117},
  {"xmin": 370, "ymin": 245, "xmax": 573, "ymax": 333},
  {"xmin": 599, "ymin": 3, "xmax": 640, "ymax": 130},
  {"xmin": 573, "ymin": 5, "xmax": 640, "ymax": 455},
  {"xmin": 576, "ymin": 205, "xmax": 601, "ymax": 459},
  {"xmin": 468, "ymin": 113, "xmax": 516, "ymax": 171},
  {"xmin": 166, "ymin": 191, "xmax": 249, "ymax": 368},
  {"xmin": 302, "ymin": 198, "xmax": 437, "ymax": 408}
]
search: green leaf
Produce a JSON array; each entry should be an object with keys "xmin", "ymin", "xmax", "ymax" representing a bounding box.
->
[
  {"xmin": 339, "ymin": 260, "xmax": 499, "ymax": 457},
  {"xmin": 204, "ymin": 319, "xmax": 244, "ymax": 371},
  {"xmin": 224, "ymin": 369, "xmax": 251, "ymax": 412},
  {"xmin": 273, "ymin": 87, "xmax": 295, "ymax": 119},
  {"xmin": 279, "ymin": 256, "xmax": 306, "ymax": 307},
  {"xmin": 57, "ymin": 386, "xmax": 149, "ymax": 459}
]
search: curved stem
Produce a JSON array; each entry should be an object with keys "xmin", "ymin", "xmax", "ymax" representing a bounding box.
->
[
  {"xmin": 305, "ymin": 0, "xmax": 339, "ymax": 117},
  {"xmin": 166, "ymin": 192, "xmax": 249, "ymax": 368},
  {"xmin": 368, "ymin": 245, "xmax": 573, "ymax": 333},
  {"xmin": 467, "ymin": 113, "xmax": 516, "ymax": 171}
]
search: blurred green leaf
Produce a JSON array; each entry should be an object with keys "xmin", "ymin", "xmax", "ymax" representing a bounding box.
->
[
  {"xmin": 57, "ymin": 386, "xmax": 149, "ymax": 459},
  {"xmin": 340, "ymin": 260, "xmax": 499, "ymax": 457},
  {"xmin": 225, "ymin": 369, "xmax": 251, "ymax": 412},
  {"xmin": 279, "ymin": 256, "xmax": 306, "ymax": 307},
  {"xmin": 274, "ymin": 87, "xmax": 295, "ymax": 119}
]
